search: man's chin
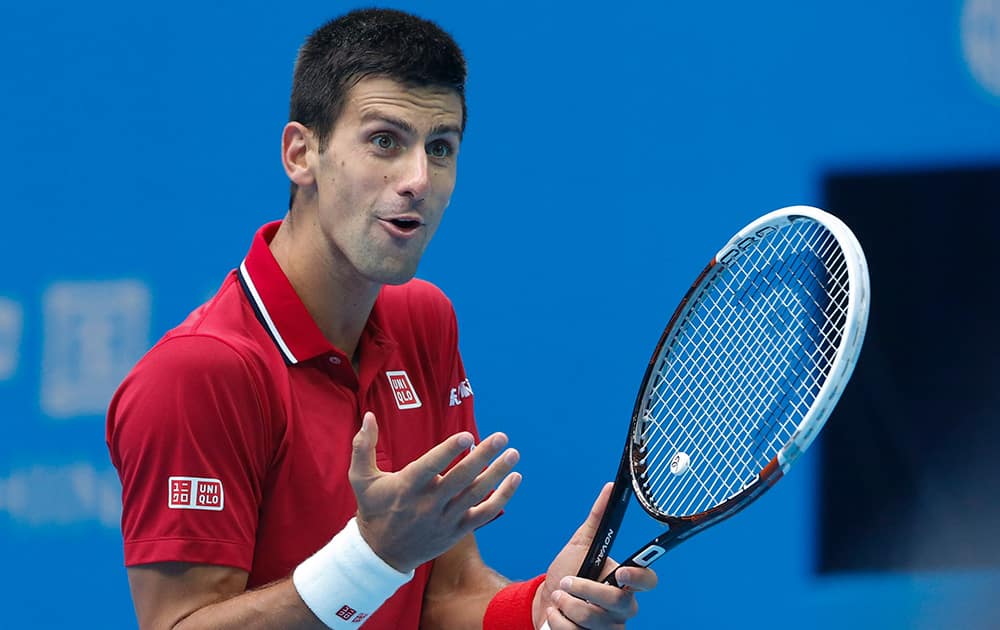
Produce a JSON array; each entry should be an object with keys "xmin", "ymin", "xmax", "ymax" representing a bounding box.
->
[{"xmin": 366, "ymin": 262, "xmax": 420, "ymax": 286}]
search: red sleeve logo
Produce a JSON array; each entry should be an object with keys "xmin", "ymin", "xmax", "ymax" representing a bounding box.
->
[{"xmin": 168, "ymin": 476, "xmax": 225, "ymax": 511}]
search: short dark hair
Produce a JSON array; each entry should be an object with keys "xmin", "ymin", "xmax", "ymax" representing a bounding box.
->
[{"xmin": 287, "ymin": 8, "xmax": 468, "ymax": 207}]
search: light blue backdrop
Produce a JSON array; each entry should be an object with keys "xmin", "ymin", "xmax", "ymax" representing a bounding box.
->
[{"xmin": 1, "ymin": 1, "xmax": 998, "ymax": 627}]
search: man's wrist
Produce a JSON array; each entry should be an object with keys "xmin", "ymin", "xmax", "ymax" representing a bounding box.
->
[
  {"xmin": 292, "ymin": 517, "xmax": 414, "ymax": 628},
  {"xmin": 483, "ymin": 575, "xmax": 546, "ymax": 630}
]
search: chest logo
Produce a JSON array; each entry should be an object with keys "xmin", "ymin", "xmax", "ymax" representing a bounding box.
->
[
  {"xmin": 168, "ymin": 476, "xmax": 224, "ymax": 511},
  {"xmin": 386, "ymin": 370, "xmax": 422, "ymax": 409},
  {"xmin": 449, "ymin": 378, "xmax": 474, "ymax": 407}
]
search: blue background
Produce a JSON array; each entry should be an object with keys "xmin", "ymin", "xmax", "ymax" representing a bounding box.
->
[{"xmin": 1, "ymin": 1, "xmax": 999, "ymax": 627}]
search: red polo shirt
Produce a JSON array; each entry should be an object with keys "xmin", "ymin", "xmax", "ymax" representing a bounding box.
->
[{"xmin": 106, "ymin": 221, "xmax": 479, "ymax": 628}]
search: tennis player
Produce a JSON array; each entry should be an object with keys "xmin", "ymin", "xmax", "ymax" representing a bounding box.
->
[{"xmin": 106, "ymin": 8, "xmax": 656, "ymax": 629}]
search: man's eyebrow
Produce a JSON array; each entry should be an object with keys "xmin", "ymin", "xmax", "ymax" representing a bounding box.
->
[
  {"xmin": 429, "ymin": 123, "xmax": 463, "ymax": 140},
  {"xmin": 360, "ymin": 112, "xmax": 462, "ymax": 139}
]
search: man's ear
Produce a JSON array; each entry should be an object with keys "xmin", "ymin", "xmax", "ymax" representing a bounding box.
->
[{"xmin": 282, "ymin": 122, "xmax": 316, "ymax": 189}]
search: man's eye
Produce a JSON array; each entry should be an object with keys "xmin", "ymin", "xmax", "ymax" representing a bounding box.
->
[
  {"xmin": 372, "ymin": 134, "xmax": 398, "ymax": 150},
  {"xmin": 427, "ymin": 140, "xmax": 453, "ymax": 158}
]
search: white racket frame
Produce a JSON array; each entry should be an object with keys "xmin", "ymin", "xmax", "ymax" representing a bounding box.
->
[{"xmin": 712, "ymin": 205, "xmax": 870, "ymax": 475}]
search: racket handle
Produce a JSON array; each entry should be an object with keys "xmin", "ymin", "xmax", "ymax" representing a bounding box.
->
[{"xmin": 577, "ymin": 477, "xmax": 633, "ymax": 580}]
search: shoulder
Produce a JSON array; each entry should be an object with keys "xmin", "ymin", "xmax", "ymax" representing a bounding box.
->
[
  {"xmin": 375, "ymin": 279, "xmax": 460, "ymax": 360},
  {"xmin": 109, "ymin": 275, "xmax": 279, "ymax": 432},
  {"xmin": 110, "ymin": 334, "xmax": 266, "ymax": 427},
  {"xmin": 149, "ymin": 272, "xmax": 280, "ymax": 378},
  {"xmin": 107, "ymin": 333, "xmax": 275, "ymax": 469},
  {"xmin": 136, "ymin": 334, "xmax": 259, "ymax": 380},
  {"xmin": 378, "ymin": 278, "xmax": 458, "ymax": 330},
  {"xmin": 379, "ymin": 278, "xmax": 454, "ymax": 313}
]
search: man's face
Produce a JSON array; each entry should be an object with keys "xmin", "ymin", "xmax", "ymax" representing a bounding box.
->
[{"xmin": 309, "ymin": 75, "xmax": 463, "ymax": 286}]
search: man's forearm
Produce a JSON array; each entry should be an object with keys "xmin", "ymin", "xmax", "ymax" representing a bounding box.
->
[
  {"xmin": 420, "ymin": 571, "xmax": 507, "ymax": 630},
  {"xmin": 169, "ymin": 578, "xmax": 323, "ymax": 630},
  {"xmin": 419, "ymin": 534, "xmax": 510, "ymax": 630}
]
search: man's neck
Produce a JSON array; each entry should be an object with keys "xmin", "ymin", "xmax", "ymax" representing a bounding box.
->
[{"xmin": 267, "ymin": 214, "xmax": 380, "ymax": 363}]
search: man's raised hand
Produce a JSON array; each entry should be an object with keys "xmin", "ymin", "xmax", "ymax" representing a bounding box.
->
[{"xmin": 348, "ymin": 411, "xmax": 521, "ymax": 573}]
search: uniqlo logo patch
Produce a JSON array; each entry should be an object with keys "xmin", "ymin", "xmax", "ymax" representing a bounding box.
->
[
  {"xmin": 336, "ymin": 605, "xmax": 357, "ymax": 620},
  {"xmin": 386, "ymin": 370, "xmax": 422, "ymax": 409},
  {"xmin": 168, "ymin": 476, "xmax": 224, "ymax": 511}
]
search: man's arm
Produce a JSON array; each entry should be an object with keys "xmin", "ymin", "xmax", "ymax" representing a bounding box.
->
[
  {"xmin": 125, "ymin": 412, "xmax": 520, "ymax": 630},
  {"xmin": 421, "ymin": 534, "xmax": 508, "ymax": 629},
  {"xmin": 127, "ymin": 564, "xmax": 322, "ymax": 630}
]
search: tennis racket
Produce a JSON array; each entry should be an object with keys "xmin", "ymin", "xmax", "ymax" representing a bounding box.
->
[{"xmin": 542, "ymin": 205, "xmax": 869, "ymax": 627}]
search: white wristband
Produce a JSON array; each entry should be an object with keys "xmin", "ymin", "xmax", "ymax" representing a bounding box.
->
[{"xmin": 293, "ymin": 517, "xmax": 414, "ymax": 628}]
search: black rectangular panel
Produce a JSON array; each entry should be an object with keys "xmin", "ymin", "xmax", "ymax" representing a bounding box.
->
[{"xmin": 819, "ymin": 165, "xmax": 1000, "ymax": 573}]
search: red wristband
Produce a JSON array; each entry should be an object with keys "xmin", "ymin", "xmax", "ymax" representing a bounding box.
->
[{"xmin": 483, "ymin": 575, "xmax": 546, "ymax": 630}]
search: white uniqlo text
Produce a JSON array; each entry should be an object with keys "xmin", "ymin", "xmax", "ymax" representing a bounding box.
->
[
  {"xmin": 386, "ymin": 370, "xmax": 422, "ymax": 409},
  {"xmin": 168, "ymin": 476, "xmax": 225, "ymax": 511}
]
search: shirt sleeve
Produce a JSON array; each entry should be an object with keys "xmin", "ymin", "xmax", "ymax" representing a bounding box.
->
[{"xmin": 106, "ymin": 334, "xmax": 271, "ymax": 571}]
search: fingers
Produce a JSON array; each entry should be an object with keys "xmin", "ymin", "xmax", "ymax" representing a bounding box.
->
[
  {"xmin": 604, "ymin": 564, "xmax": 658, "ymax": 593},
  {"xmin": 348, "ymin": 412, "xmax": 381, "ymax": 486},
  {"xmin": 458, "ymin": 447, "xmax": 520, "ymax": 508},
  {"xmin": 402, "ymin": 430, "xmax": 521, "ymax": 528},
  {"xmin": 403, "ymin": 429, "xmax": 477, "ymax": 486},
  {"xmin": 543, "ymin": 568, "xmax": 655, "ymax": 630},
  {"xmin": 567, "ymin": 482, "xmax": 614, "ymax": 548},
  {"xmin": 406, "ymin": 430, "xmax": 517, "ymax": 496},
  {"xmin": 440, "ymin": 432, "xmax": 518, "ymax": 499},
  {"xmin": 438, "ymin": 432, "xmax": 506, "ymax": 489},
  {"xmin": 462, "ymin": 468, "xmax": 521, "ymax": 528},
  {"xmin": 546, "ymin": 575, "xmax": 637, "ymax": 629}
]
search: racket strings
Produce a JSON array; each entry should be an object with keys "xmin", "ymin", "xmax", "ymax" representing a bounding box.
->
[
  {"xmin": 633, "ymin": 220, "xmax": 851, "ymax": 518},
  {"xmin": 642, "ymin": 276, "xmax": 816, "ymax": 485},
  {"xmin": 654, "ymin": 227, "xmax": 845, "ymax": 511}
]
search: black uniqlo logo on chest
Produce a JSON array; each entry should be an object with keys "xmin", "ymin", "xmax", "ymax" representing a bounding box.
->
[
  {"xmin": 336, "ymin": 605, "xmax": 357, "ymax": 620},
  {"xmin": 386, "ymin": 370, "xmax": 422, "ymax": 409}
]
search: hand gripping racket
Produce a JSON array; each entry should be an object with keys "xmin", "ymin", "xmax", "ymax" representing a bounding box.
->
[{"xmin": 542, "ymin": 206, "xmax": 869, "ymax": 627}]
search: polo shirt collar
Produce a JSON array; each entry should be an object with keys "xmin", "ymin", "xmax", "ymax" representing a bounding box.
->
[{"xmin": 236, "ymin": 221, "xmax": 339, "ymax": 365}]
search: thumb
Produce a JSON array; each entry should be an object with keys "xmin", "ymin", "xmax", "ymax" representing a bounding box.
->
[
  {"xmin": 569, "ymin": 482, "xmax": 614, "ymax": 547},
  {"xmin": 349, "ymin": 411, "xmax": 381, "ymax": 485}
]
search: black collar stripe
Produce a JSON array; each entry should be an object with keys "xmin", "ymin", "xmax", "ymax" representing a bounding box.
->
[{"xmin": 238, "ymin": 260, "xmax": 299, "ymax": 365}]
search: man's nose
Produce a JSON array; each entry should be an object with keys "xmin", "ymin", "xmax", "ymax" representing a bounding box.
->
[{"xmin": 396, "ymin": 148, "xmax": 430, "ymax": 202}]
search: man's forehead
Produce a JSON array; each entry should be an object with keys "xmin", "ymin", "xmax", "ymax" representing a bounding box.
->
[{"xmin": 345, "ymin": 76, "xmax": 463, "ymax": 129}]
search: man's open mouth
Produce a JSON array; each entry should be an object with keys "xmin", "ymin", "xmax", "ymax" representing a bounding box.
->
[{"xmin": 387, "ymin": 218, "xmax": 422, "ymax": 230}]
